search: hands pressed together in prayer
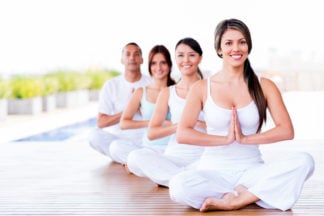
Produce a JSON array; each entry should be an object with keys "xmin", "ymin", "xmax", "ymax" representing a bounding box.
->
[{"xmin": 226, "ymin": 107, "xmax": 244, "ymax": 144}]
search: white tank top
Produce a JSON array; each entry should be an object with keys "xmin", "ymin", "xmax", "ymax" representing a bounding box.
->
[
  {"xmin": 199, "ymin": 78, "xmax": 263, "ymax": 171},
  {"xmin": 164, "ymin": 85, "xmax": 205, "ymax": 164}
]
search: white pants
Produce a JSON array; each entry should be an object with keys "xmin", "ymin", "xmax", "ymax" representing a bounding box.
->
[
  {"xmin": 169, "ymin": 152, "xmax": 314, "ymax": 211},
  {"xmin": 109, "ymin": 139, "xmax": 142, "ymax": 164},
  {"xmin": 88, "ymin": 128, "xmax": 141, "ymax": 163},
  {"xmin": 127, "ymin": 148, "xmax": 198, "ymax": 187},
  {"xmin": 127, "ymin": 146, "xmax": 164, "ymax": 176}
]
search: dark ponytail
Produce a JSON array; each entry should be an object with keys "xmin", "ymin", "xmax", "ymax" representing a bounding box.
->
[
  {"xmin": 244, "ymin": 59, "xmax": 267, "ymax": 132},
  {"xmin": 214, "ymin": 19, "xmax": 267, "ymax": 132}
]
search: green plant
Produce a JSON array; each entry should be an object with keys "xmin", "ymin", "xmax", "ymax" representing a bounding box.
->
[
  {"xmin": 41, "ymin": 75, "xmax": 60, "ymax": 96},
  {"xmin": 75, "ymin": 72, "xmax": 92, "ymax": 90},
  {"xmin": 47, "ymin": 70, "xmax": 79, "ymax": 92},
  {"xmin": 9, "ymin": 76, "xmax": 42, "ymax": 99},
  {"xmin": 48, "ymin": 70, "xmax": 96, "ymax": 92},
  {"xmin": 0, "ymin": 78, "xmax": 10, "ymax": 99},
  {"xmin": 85, "ymin": 68, "xmax": 120, "ymax": 90}
]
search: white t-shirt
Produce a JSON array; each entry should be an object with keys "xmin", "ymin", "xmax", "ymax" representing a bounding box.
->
[{"xmin": 98, "ymin": 74, "xmax": 151, "ymax": 139}]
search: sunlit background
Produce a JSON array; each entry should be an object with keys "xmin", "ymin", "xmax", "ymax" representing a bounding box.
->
[
  {"xmin": 1, "ymin": 0, "xmax": 323, "ymax": 90},
  {"xmin": 0, "ymin": 0, "xmax": 323, "ymax": 141},
  {"xmin": 0, "ymin": 2, "xmax": 323, "ymax": 212}
]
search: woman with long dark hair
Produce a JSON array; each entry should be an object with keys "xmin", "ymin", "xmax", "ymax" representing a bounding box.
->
[{"xmin": 169, "ymin": 18, "xmax": 314, "ymax": 212}]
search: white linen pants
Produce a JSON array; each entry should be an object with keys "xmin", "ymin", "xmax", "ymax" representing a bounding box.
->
[
  {"xmin": 88, "ymin": 128, "xmax": 141, "ymax": 163},
  {"xmin": 127, "ymin": 148, "xmax": 198, "ymax": 187},
  {"xmin": 169, "ymin": 152, "xmax": 314, "ymax": 211}
]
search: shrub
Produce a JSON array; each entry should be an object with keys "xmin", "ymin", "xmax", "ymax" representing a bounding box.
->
[
  {"xmin": 48, "ymin": 70, "xmax": 95, "ymax": 92},
  {"xmin": 47, "ymin": 70, "xmax": 79, "ymax": 92},
  {"xmin": 9, "ymin": 76, "xmax": 43, "ymax": 99},
  {"xmin": 41, "ymin": 75, "xmax": 60, "ymax": 96},
  {"xmin": 0, "ymin": 78, "xmax": 10, "ymax": 99},
  {"xmin": 85, "ymin": 68, "xmax": 120, "ymax": 90}
]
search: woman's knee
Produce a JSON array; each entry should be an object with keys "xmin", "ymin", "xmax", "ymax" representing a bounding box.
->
[
  {"xmin": 287, "ymin": 152, "xmax": 315, "ymax": 179},
  {"xmin": 169, "ymin": 173, "xmax": 187, "ymax": 202},
  {"xmin": 109, "ymin": 140, "xmax": 125, "ymax": 163},
  {"xmin": 169, "ymin": 172, "xmax": 203, "ymax": 209},
  {"xmin": 127, "ymin": 150, "xmax": 141, "ymax": 175},
  {"xmin": 88, "ymin": 129, "xmax": 101, "ymax": 148},
  {"xmin": 298, "ymin": 152, "xmax": 315, "ymax": 177},
  {"xmin": 169, "ymin": 172, "xmax": 196, "ymax": 203}
]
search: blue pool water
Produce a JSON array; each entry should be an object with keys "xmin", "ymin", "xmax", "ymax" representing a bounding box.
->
[{"xmin": 16, "ymin": 118, "xmax": 97, "ymax": 141}]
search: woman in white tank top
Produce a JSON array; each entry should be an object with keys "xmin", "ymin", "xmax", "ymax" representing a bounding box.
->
[
  {"xmin": 169, "ymin": 19, "xmax": 314, "ymax": 212},
  {"xmin": 126, "ymin": 37, "xmax": 206, "ymax": 187}
]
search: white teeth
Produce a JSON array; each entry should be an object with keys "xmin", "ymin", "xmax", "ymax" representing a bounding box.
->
[{"xmin": 232, "ymin": 55, "xmax": 241, "ymax": 59}]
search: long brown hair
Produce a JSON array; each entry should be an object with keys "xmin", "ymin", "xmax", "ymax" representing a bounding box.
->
[
  {"xmin": 148, "ymin": 45, "xmax": 176, "ymax": 86},
  {"xmin": 214, "ymin": 18, "xmax": 267, "ymax": 132}
]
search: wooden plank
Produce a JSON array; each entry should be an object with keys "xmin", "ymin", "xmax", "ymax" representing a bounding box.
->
[{"xmin": 0, "ymin": 139, "xmax": 323, "ymax": 215}]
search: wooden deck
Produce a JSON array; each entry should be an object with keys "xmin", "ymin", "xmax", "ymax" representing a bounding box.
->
[{"xmin": 0, "ymin": 138, "xmax": 323, "ymax": 215}]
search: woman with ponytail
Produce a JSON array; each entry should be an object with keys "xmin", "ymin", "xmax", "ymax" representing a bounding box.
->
[{"xmin": 169, "ymin": 18, "xmax": 314, "ymax": 212}]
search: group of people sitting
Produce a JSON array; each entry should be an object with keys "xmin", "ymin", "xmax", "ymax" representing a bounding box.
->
[{"xmin": 88, "ymin": 18, "xmax": 315, "ymax": 212}]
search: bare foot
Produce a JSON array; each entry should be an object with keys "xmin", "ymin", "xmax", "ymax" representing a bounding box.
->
[
  {"xmin": 200, "ymin": 192, "xmax": 237, "ymax": 212},
  {"xmin": 235, "ymin": 185, "xmax": 247, "ymax": 194},
  {"xmin": 123, "ymin": 164, "xmax": 132, "ymax": 174}
]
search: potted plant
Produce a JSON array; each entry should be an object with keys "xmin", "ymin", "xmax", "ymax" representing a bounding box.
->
[
  {"xmin": 0, "ymin": 78, "xmax": 9, "ymax": 120},
  {"xmin": 73, "ymin": 72, "xmax": 92, "ymax": 106},
  {"xmin": 52, "ymin": 70, "xmax": 91, "ymax": 108},
  {"xmin": 41, "ymin": 75, "xmax": 59, "ymax": 112},
  {"xmin": 85, "ymin": 68, "xmax": 120, "ymax": 101},
  {"xmin": 8, "ymin": 75, "xmax": 43, "ymax": 115}
]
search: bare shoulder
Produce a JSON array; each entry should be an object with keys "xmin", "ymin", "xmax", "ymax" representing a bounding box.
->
[
  {"xmin": 260, "ymin": 77, "xmax": 281, "ymax": 99},
  {"xmin": 134, "ymin": 87, "xmax": 144, "ymax": 93},
  {"xmin": 260, "ymin": 77, "xmax": 281, "ymax": 90},
  {"xmin": 133, "ymin": 87, "xmax": 144, "ymax": 97},
  {"xmin": 158, "ymin": 86, "xmax": 171, "ymax": 99},
  {"xmin": 189, "ymin": 79, "xmax": 207, "ymax": 103},
  {"xmin": 194, "ymin": 79, "xmax": 206, "ymax": 86},
  {"xmin": 191, "ymin": 79, "xmax": 206, "ymax": 92},
  {"xmin": 161, "ymin": 86, "xmax": 171, "ymax": 94}
]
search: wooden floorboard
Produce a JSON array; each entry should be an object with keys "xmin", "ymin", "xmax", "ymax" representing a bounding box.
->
[{"xmin": 0, "ymin": 138, "xmax": 323, "ymax": 215}]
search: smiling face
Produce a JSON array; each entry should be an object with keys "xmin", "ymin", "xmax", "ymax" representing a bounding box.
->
[
  {"xmin": 218, "ymin": 29, "xmax": 249, "ymax": 68},
  {"xmin": 150, "ymin": 53, "xmax": 170, "ymax": 80},
  {"xmin": 175, "ymin": 43, "xmax": 202, "ymax": 77}
]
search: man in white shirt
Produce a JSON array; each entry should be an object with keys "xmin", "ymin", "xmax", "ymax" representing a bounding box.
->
[{"xmin": 89, "ymin": 42, "xmax": 151, "ymax": 160}]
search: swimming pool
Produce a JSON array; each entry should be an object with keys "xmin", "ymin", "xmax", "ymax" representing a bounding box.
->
[{"xmin": 16, "ymin": 118, "xmax": 96, "ymax": 141}]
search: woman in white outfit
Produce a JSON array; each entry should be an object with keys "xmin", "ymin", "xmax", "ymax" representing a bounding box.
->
[
  {"xmin": 127, "ymin": 38, "xmax": 206, "ymax": 187},
  {"xmin": 109, "ymin": 45, "xmax": 175, "ymax": 165},
  {"xmin": 169, "ymin": 19, "xmax": 315, "ymax": 212}
]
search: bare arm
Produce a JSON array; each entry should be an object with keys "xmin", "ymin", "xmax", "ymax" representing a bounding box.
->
[
  {"xmin": 120, "ymin": 88, "xmax": 149, "ymax": 129},
  {"xmin": 176, "ymin": 80, "xmax": 234, "ymax": 146},
  {"xmin": 97, "ymin": 112, "xmax": 122, "ymax": 128},
  {"xmin": 147, "ymin": 87, "xmax": 177, "ymax": 140},
  {"xmin": 237, "ymin": 78, "xmax": 294, "ymax": 144}
]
